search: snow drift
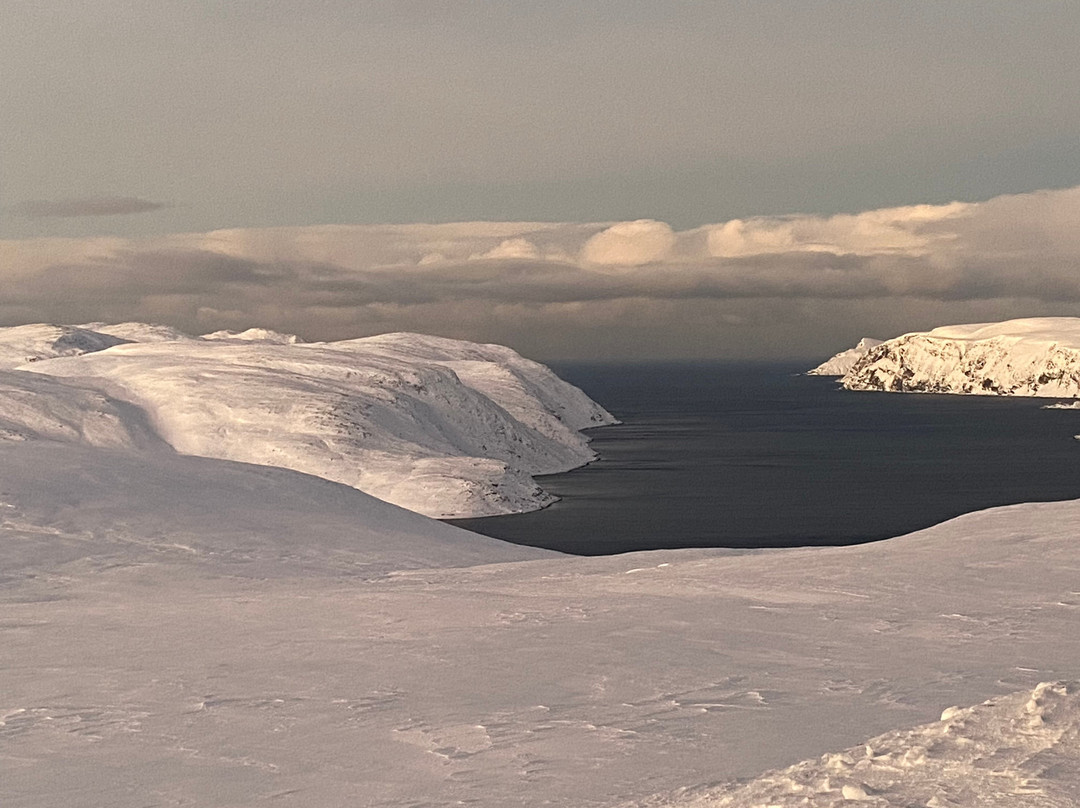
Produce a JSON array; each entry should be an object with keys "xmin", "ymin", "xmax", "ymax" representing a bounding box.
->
[{"xmin": 639, "ymin": 681, "xmax": 1080, "ymax": 807}]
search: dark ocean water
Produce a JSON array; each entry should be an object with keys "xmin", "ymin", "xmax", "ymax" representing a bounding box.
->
[{"xmin": 448, "ymin": 362, "xmax": 1080, "ymax": 555}]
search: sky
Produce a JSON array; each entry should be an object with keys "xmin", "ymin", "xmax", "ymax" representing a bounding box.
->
[{"xmin": 3, "ymin": 2, "xmax": 1080, "ymax": 360}]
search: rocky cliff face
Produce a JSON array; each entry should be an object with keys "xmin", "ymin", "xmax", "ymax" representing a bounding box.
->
[{"xmin": 840, "ymin": 318, "xmax": 1080, "ymax": 397}]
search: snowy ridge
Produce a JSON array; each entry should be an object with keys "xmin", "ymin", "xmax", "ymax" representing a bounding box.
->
[
  {"xmin": 0, "ymin": 323, "xmax": 131, "ymax": 369},
  {"xmin": 632, "ymin": 681, "xmax": 1080, "ymax": 807},
  {"xmin": 79, "ymin": 321, "xmax": 198, "ymax": 343},
  {"xmin": 9, "ymin": 323, "xmax": 616, "ymax": 517},
  {"xmin": 808, "ymin": 337, "xmax": 883, "ymax": 376},
  {"xmin": 833, "ymin": 317, "xmax": 1080, "ymax": 396},
  {"xmin": 202, "ymin": 327, "xmax": 303, "ymax": 344}
]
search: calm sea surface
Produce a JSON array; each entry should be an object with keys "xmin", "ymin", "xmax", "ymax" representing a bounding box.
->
[{"xmin": 448, "ymin": 362, "xmax": 1080, "ymax": 555}]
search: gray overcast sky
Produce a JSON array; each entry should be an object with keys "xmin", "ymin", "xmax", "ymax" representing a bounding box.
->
[{"xmin": 4, "ymin": 1, "xmax": 1080, "ymax": 238}]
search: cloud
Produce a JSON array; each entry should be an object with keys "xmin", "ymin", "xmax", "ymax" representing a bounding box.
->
[
  {"xmin": 4, "ymin": 187, "xmax": 1080, "ymax": 359},
  {"xmin": 471, "ymin": 238, "xmax": 540, "ymax": 261},
  {"xmin": 705, "ymin": 202, "xmax": 972, "ymax": 258},
  {"xmin": 13, "ymin": 197, "xmax": 169, "ymax": 219},
  {"xmin": 580, "ymin": 220, "xmax": 676, "ymax": 267}
]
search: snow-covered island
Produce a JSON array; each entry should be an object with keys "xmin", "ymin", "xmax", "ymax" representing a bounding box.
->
[
  {"xmin": 814, "ymin": 317, "xmax": 1080, "ymax": 397},
  {"xmin": 3, "ymin": 321, "xmax": 1080, "ymax": 807}
]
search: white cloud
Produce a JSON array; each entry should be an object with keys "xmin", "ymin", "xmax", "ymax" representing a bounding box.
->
[
  {"xmin": 580, "ymin": 220, "xmax": 676, "ymax": 267},
  {"xmin": 706, "ymin": 201, "xmax": 972, "ymax": 258},
  {"xmin": 471, "ymin": 238, "xmax": 540, "ymax": 261}
]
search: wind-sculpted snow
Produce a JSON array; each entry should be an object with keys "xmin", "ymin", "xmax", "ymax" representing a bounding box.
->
[
  {"xmin": 633, "ymin": 682, "xmax": 1080, "ymax": 807},
  {"xmin": 839, "ymin": 317, "xmax": 1080, "ymax": 397},
  {"xmin": 808, "ymin": 337, "xmax": 882, "ymax": 376},
  {"xmin": 18, "ymin": 326, "xmax": 615, "ymax": 517}
]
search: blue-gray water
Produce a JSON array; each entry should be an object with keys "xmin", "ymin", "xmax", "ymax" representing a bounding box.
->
[{"xmin": 448, "ymin": 362, "xmax": 1080, "ymax": 555}]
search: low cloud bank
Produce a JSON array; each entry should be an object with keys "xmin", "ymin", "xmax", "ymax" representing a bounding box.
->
[{"xmin": 3, "ymin": 187, "xmax": 1080, "ymax": 359}]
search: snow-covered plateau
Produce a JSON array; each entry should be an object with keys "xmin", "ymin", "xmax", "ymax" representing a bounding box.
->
[
  {"xmin": 3, "ymin": 321, "xmax": 1080, "ymax": 807},
  {"xmin": 3, "ymin": 322, "xmax": 616, "ymax": 517},
  {"xmin": 819, "ymin": 317, "xmax": 1080, "ymax": 397}
]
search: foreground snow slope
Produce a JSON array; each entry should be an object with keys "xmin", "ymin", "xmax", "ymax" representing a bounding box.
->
[
  {"xmin": 0, "ymin": 441, "xmax": 549, "ymax": 582},
  {"xmin": 839, "ymin": 317, "xmax": 1080, "ymax": 396},
  {"xmin": 636, "ymin": 681, "xmax": 1080, "ymax": 807},
  {"xmin": 4, "ymin": 431, "xmax": 1080, "ymax": 806},
  {"xmin": 12, "ymin": 324, "xmax": 615, "ymax": 517}
]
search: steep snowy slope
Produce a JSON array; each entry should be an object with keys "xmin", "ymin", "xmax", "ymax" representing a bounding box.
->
[
  {"xmin": 330, "ymin": 332, "xmax": 616, "ymax": 443},
  {"xmin": 0, "ymin": 370, "xmax": 159, "ymax": 448},
  {"xmin": 838, "ymin": 317, "xmax": 1080, "ymax": 396},
  {"xmin": 807, "ymin": 337, "xmax": 882, "ymax": 376},
  {"xmin": 21, "ymin": 328, "xmax": 615, "ymax": 517}
]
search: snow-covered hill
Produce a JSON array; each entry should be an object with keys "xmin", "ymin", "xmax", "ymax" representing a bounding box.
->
[
  {"xmin": 6, "ymin": 323, "xmax": 616, "ymax": 517},
  {"xmin": 807, "ymin": 337, "xmax": 882, "ymax": 376},
  {"xmin": 824, "ymin": 318, "xmax": 1080, "ymax": 397},
  {"xmin": 5, "ymin": 439, "xmax": 1080, "ymax": 806}
]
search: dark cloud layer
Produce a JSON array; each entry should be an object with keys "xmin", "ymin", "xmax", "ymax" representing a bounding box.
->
[{"xmin": 14, "ymin": 197, "xmax": 168, "ymax": 219}]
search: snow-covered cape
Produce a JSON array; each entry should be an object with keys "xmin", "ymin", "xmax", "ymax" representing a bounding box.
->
[
  {"xmin": 813, "ymin": 317, "xmax": 1080, "ymax": 398},
  {"xmin": 0, "ymin": 322, "xmax": 616, "ymax": 517}
]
